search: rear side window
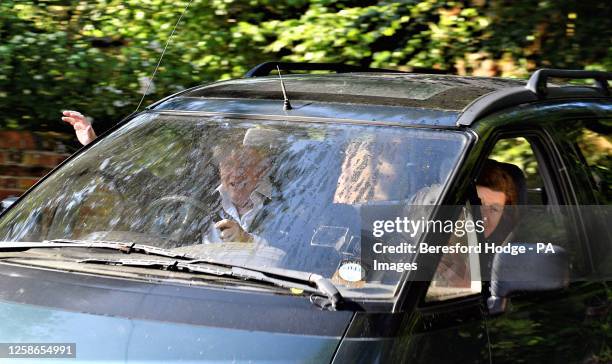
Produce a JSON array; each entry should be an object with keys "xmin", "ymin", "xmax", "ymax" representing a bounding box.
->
[
  {"xmin": 558, "ymin": 118, "xmax": 611, "ymax": 276},
  {"xmin": 570, "ymin": 119, "xmax": 612, "ymax": 203}
]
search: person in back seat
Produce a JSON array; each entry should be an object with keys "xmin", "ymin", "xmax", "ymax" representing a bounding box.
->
[{"xmin": 476, "ymin": 159, "xmax": 522, "ymax": 240}]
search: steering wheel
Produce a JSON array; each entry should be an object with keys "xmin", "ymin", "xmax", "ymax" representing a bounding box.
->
[{"xmin": 142, "ymin": 195, "xmax": 211, "ymax": 244}]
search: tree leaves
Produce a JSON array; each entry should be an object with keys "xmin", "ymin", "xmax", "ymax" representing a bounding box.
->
[{"xmin": 0, "ymin": 0, "xmax": 610, "ymax": 132}]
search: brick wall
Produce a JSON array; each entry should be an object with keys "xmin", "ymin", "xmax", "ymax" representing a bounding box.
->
[{"xmin": 0, "ymin": 131, "xmax": 75, "ymax": 201}]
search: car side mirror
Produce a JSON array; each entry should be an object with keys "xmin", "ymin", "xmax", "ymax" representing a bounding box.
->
[
  {"xmin": 1, "ymin": 196, "xmax": 18, "ymax": 213},
  {"xmin": 487, "ymin": 244, "xmax": 570, "ymax": 315}
]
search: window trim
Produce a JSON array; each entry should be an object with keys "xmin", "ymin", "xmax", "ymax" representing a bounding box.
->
[
  {"xmin": 542, "ymin": 116, "xmax": 612, "ymax": 274},
  {"xmin": 480, "ymin": 127, "xmax": 592, "ymax": 278},
  {"xmin": 479, "ymin": 128, "xmax": 567, "ymax": 205},
  {"xmin": 565, "ymin": 117, "xmax": 612, "ymax": 204},
  {"xmin": 417, "ymin": 126, "xmax": 589, "ymax": 311}
]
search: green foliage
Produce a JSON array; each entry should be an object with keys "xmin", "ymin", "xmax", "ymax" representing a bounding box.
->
[
  {"xmin": 490, "ymin": 137, "xmax": 538, "ymax": 176},
  {"xmin": 0, "ymin": 0, "xmax": 270, "ymax": 132},
  {"xmin": 0, "ymin": 0, "xmax": 610, "ymax": 132}
]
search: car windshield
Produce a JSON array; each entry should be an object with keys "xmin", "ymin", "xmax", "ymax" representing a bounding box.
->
[{"xmin": 0, "ymin": 112, "xmax": 468, "ymax": 298}]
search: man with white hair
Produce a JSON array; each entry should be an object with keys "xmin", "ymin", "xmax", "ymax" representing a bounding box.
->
[
  {"xmin": 61, "ymin": 111, "xmax": 276, "ymax": 243},
  {"xmin": 206, "ymin": 139, "xmax": 274, "ymax": 243}
]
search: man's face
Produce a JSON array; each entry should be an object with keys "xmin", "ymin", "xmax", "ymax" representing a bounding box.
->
[
  {"xmin": 219, "ymin": 148, "xmax": 270, "ymax": 209},
  {"xmin": 476, "ymin": 185, "xmax": 507, "ymax": 238}
]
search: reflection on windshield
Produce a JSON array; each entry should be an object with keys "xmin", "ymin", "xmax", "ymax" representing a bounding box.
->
[{"xmin": 0, "ymin": 113, "xmax": 467, "ymax": 297}]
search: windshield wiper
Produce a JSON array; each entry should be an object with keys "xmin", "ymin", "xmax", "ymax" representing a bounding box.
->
[
  {"xmin": 0, "ymin": 239, "xmax": 198, "ymax": 261},
  {"xmin": 79, "ymin": 256, "xmax": 344, "ymax": 310},
  {"xmin": 1, "ymin": 239, "xmax": 344, "ymax": 310}
]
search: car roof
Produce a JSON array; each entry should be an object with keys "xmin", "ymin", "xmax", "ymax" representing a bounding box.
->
[
  {"xmin": 149, "ymin": 68, "xmax": 611, "ymax": 128},
  {"xmin": 178, "ymin": 73, "xmax": 526, "ymax": 111}
]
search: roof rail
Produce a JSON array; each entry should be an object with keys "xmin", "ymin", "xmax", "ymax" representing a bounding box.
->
[
  {"xmin": 456, "ymin": 68, "xmax": 611, "ymax": 126},
  {"xmin": 244, "ymin": 61, "xmax": 405, "ymax": 77},
  {"xmin": 527, "ymin": 68, "xmax": 611, "ymax": 97}
]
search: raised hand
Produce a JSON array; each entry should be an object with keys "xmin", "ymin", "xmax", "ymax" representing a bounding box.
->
[{"xmin": 61, "ymin": 110, "xmax": 97, "ymax": 146}]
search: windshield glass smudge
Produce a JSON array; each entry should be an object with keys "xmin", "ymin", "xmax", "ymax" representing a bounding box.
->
[{"xmin": 0, "ymin": 113, "xmax": 468, "ymax": 297}]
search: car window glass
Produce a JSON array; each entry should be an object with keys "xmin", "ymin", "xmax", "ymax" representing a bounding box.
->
[
  {"xmin": 489, "ymin": 137, "xmax": 546, "ymax": 204},
  {"xmin": 558, "ymin": 119, "xmax": 611, "ymax": 277},
  {"xmin": 570, "ymin": 120, "xmax": 611, "ymax": 203},
  {"xmin": 486, "ymin": 136, "xmax": 587, "ymax": 277},
  {"xmin": 426, "ymin": 135, "xmax": 588, "ymax": 303},
  {"xmin": 425, "ymin": 205, "xmax": 482, "ymax": 302},
  {"xmin": 0, "ymin": 113, "xmax": 469, "ymax": 299}
]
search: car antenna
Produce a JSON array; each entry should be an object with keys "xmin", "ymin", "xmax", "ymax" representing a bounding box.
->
[
  {"xmin": 276, "ymin": 65, "xmax": 293, "ymax": 110},
  {"xmin": 134, "ymin": 0, "xmax": 194, "ymax": 113}
]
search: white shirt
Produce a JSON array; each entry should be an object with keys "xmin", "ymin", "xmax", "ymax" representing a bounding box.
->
[{"xmin": 203, "ymin": 176, "xmax": 272, "ymax": 244}]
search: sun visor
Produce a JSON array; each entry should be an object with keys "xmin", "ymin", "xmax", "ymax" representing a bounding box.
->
[{"xmin": 242, "ymin": 127, "xmax": 287, "ymax": 150}]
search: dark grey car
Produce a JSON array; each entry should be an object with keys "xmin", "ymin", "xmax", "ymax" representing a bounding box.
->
[{"xmin": 0, "ymin": 63, "xmax": 610, "ymax": 363}]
